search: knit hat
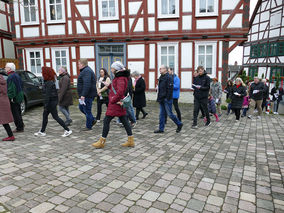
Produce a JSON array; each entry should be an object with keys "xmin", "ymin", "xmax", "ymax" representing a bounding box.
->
[{"xmin": 111, "ymin": 61, "xmax": 125, "ymax": 71}]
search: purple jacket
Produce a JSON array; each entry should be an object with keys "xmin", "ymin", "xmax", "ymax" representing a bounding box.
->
[
  {"xmin": 208, "ymin": 97, "xmax": 216, "ymax": 114},
  {"xmin": 242, "ymin": 96, "xmax": 249, "ymax": 107}
]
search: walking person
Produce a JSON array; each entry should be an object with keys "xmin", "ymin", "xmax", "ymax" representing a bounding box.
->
[
  {"xmin": 5, "ymin": 63, "xmax": 24, "ymax": 133},
  {"xmin": 96, "ymin": 68, "xmax": 111, "ymax": 123},
  {"xmin": 207, "ymin": 95, "xmax": 220, "ymax": 122},
  {"xmin": 58, "ymin": 67, "xmax": 73, "ymax": 126},
  {"xmin": 132, "ymin": 71, "xmax": 148, "ymax": 120},
  {"xmin": 224, "ymin": 80, "xmax": 233, "ymax": 115},
  {"xmin": 261, "ymin": 79, "xmax": 269, "ymax": 114},
  {"xmin": 0, "ymin": 74, "xmax": 15, "ymax": 141},
  {"xmin": 241, "ymin": 93, "xmax": 249, "ymax": 117},
  {"xmin": 92, "ymin": 61, "xmax": 134, "ymax": 149},
  {"xmin": 77, "ymin": 59, "xmax": 97, "ymax": 131},
  {"xmin": 231, "ymin": 78, "xmax": 247, "ymax": 121},
  {"xmin": 247, "ymin": 76, "xmax": 265, "ymax": 119},
  {"xmin": 168, "ymin": 67, "xmax": 181, "ymax": 121},
  {"xmin": 154, "ymin": 65, "xmax": 183, "ymax": 133},
  {"xmin": 34, "ymin": 67, "xmax": 72, "ymax": 137},
  {"xmin": 273, "ymin": 87, "xmax": 284, "ymax": 114},
  {"xmin": 192, "ymin": 66, "xmax": 211, "ymax": 128},
  {"xmin": 210, "ymin": 78, "xmax": 223, "ymax": 117}
]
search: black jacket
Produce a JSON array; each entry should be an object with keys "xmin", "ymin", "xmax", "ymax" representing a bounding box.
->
[
  {"xmin": 133, "ymin": 77, "xmax": 146, "ymax": 108},
  {"xmin": 249, "ymin": 82, "xmax": 265, "ymax": 100},
  {"xmin": 270, "ymin": 87, "xmax": 277, "ymax": 102},
  {"xmin": 231, "ymin": 85, "xmax": 247, "ymax": 109},
  {"xmin": 193, "ymin": 71, "xmax": 211, "ymax": 100},
  {"xmin": 263, "ymin": 84, "xmax": 269, "ymax": 100},
  {"xmin": 77, "ymin": 66, "xmax": 97, "ymax": 98},
  {"xmin": 157, "ymin": 73, "xmax": 173, "ymax": 102},
  {"xmin": 43, "ymin": 80, "xmax": 58, "ymax": 108},
  {"xmin": 224, "ymin": 86, "xmax": 233, "ymax": 100},
  {"xmin": 126, "ymin": 77, "xmax": 133, "ymax": 98}
]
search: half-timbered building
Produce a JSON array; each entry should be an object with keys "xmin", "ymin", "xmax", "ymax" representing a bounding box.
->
[
  {"xmin": 11, "ymin": 0, "xmax": 249, "ymax": 90},
  {"xmin": 0, "ymin": 0, "xmax": 16, "ymax": 66},
  {"xmin": 242, "ymin": 0, "xmax": 284, "ymax": 86}
]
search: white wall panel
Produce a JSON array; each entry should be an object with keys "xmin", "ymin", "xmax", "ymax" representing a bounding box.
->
[
  {"xmin": 46, "ymin": 62, "xmax": 51, "ymax": 67},
  {"xmin": 269, "ymin": 29, "xmax": 280, "ymax": 38},
  {"xmin": 182, "ymin": 15, "xmax": 192, "ymax": 30},
  {"xmin": 181, "ymin": 72, "xmax": 192, "ymax": 89},
  {"xmin": 128, "ymin": 61, "xmax": 144, "ymax": 74},
  {"xmin": 222, "ymin": 14, "xmax": 229, "ymax": 27},
  {"xmin": 258, "ymin": 67, "xmax": 266, "ymax": 78},
  {"xmin": 148, "ymin": 17, "xmax": 155, "ymax": 31},
  {"xmin": 149, "ymin": 44, "xmax": 155, "ymax": 69},
  {"xmin": 0, "ymin": 40, "xmax": 2, "ymax": 58},
  {"xmin": 182, "ymin": 0, "xmax": 192, "ymax": 12},
  {"xmin": 244, "ymin": 46, "xmax": 250, "ymax": 56},
  {"xmin": 67, "ymin": 0, "xmax": 71, "ymax": 18},
  {"xmin": 149, "ymin": 72, "xmax": 155, "ymax": 89},
  {"xmin": 100, "ymin": 23, "xmax": 118, "ymax": 33},
  {"xmin": 228, "ymin": 14, "xmax": 243, "ymax": 28},
  {"xmin": 260, "ymin": 11, "xmax": 269, "ymax": 22},
  {"xmin": 77, "ymin": 5, "xmax": 89, "ymax": 17},
  {"xmin": 222, "ymin": 0, "xmax": 239, "ymax": 10},
  {"xmin": 72, "ymin": 62, "xmax": 77, "ymax": 76},
  {"xmin": 181, "ymin": 42, "xmax": 192, "ymax": 68},
  {"xmin": 219, "ymin": 41, "xmax": 222, "ymax": 68},
  {"xmin": 196, "ymin": 19, "xmax": 216, "ymax": 29},
  {"xmin": 40, "ymin": 0, "xmax": 44, "ymax": 20},
  {"xmin": 15, "ymin": 25, "xmax": 20, "ymax": 38},
  {"xmin": 68, "ymin": 21, "xmax": 72, "ymax": 34},
  {"xmin": 218, "ymin": 71, "xmax": 222, "ymax": 83},
  {"xmin": 23, "ymin": 27, "xmax": 39, "ymax": 37},
  {"xmin": 13, "ymin": 1, "xmax": 19, "ymax": 22},
  {"xmin": 159, "ymin": 21, "xmax": 178, "ymax": 31},
  {"xmin": 147, "ymin": 0, "xmax": 155, "ymax": 14},
  {"xmin": 76, "ymin": 21, "xmax": 86, "ymax": 34},
  {"xmin": 45, "ymin": 48, "xmax": 50, "ymax": 59},
  {"xmin": 134, "ymin": 18, "xmax": 143, "ymax": 32},
  {"xmin": 88, "ymin": 61, "xmax": 95, "ymax": 72},
  {"xmin": 92, "ymin": 0, "xmax": 96, "ymax": 16},
  {"xmin": 121, "ymin": 0, "xmax": 125, "ymax": 15},
  {"xmin": 128, "ymin": 44, "xmax": 145, "ymax": 59},
  {"xmin": 80, "ymin": 46, "xmax": 94, "ymax": 58},
  {"xmin": 129, "ymin": 2, "xmax": 142, "ymax": 15},
  {"xmin": 3, "ymin": 39, "xmax": 15, "ymax": 58},
  {"xmin": 122, "ymin": 19, "xmax": 125, "ymax": 32},
  {"xmin": 48, "ymin": 25, "xmax": 65, "ymax": 35},
  {"xmin": 71, "ymin": 47, "xmax": 76, "ymax": 59}
]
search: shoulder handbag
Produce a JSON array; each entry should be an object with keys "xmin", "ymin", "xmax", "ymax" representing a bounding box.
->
[{"xmin": 111, "ymin": 84, "xmax": 132, "ymax": 108}]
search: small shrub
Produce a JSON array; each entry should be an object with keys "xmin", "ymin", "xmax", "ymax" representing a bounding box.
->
[{"xmin": 221, "ymin": 105, "xmax": 227, "ymax": 110}]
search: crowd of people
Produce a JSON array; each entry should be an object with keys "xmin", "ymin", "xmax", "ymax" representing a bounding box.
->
[{"xmin": 0, "ymin": 61, "xmax": 283, "ymax": 146}]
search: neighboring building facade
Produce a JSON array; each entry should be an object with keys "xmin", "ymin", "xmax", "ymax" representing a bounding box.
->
[
  {"xmin": 228, "ymin": 61, "xmax": 242, "ymax": 79},
  {"xmin": 0, "ymin": 0, "xmax": 16, "ymax": 67},
  {"xmin": 243, "ymin": 0, "xmax": 284, "ymax": 86},
  {"xmin": 12, "ymin": 0, "xmax": 249, "ymax": 89}
]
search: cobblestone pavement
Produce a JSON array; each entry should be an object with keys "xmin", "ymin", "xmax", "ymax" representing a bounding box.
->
[{"xmin": 0, "ymin": 102, "xmax": 284, "ymax": 213}]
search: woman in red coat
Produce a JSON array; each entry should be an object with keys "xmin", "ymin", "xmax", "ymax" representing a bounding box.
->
[
  {"xmin": 0, "ymin": 75, "xmax": 15, "ymax": 141},
  {"xmin": 92, "ymin": 61, "xmax": 134, "ymax": 148}
]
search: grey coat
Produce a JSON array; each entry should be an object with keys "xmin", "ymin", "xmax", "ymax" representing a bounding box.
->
[{"xmin": 210, "ymin": 82, "xmax": 222, "ymax": 103}]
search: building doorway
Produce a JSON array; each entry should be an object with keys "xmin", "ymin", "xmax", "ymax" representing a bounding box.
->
[{"xmin": 96, "ymin": 43, "xmax": 126, "ymax": 79}]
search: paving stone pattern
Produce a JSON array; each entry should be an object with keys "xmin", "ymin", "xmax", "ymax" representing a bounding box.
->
[{"xmin": 0, "ymin": 102, "xmax": 284, "ymax": 213}]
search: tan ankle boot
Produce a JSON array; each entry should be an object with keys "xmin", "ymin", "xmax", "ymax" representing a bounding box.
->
[
  {"xmin": 121, "ymin": 136, "xmax": 135, "ymax": 147},
  {"xmin": 92, "ymin": 137, "xmax": 106, "ymax": 149}
]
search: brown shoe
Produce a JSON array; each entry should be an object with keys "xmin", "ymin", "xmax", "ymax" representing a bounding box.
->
[
  {"xmin": 121, "ymin": 136, "xmax": 135, "ymax": 147},
  {"xmin": 13, "ymin": 129, "xmax": 24, "ymax": 133},
  {"xmin": 92, "ymin": 137, "xmax": 106, "ymax": 149}
]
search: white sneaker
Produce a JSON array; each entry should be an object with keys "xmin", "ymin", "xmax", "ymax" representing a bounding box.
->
[
  {"xmin": 265, "ymin": 111, "xmax": 269, "ymax": 115},
  {"xmin": 62, "ymin": 130, "xmax": 72, "ymax": 137},
  {"xmin": 274, "ymin": 112, "xmax": 279, "ymax": 115},
  {"xmin": 34, "ymin": 131, "xmax": 46, "ymax": 137},
  {"xmin": 97, "ymin": 120, "xmax": 101, "ymax": 123}
]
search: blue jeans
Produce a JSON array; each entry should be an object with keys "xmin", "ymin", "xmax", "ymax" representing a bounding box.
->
[
  {"xmin": 79, "ymin": 97, "xmax": 95, "ymax": 129},
  {"xmin": 59, "ymin": 106, "xmax": 71, "ymax": 122},
  {"xmin": 159, "ymin": 99, "xmax": 182, "ymax": 131},
  {"xmin": 117, "ymin": 104, "xmax": 136, "ymax": 124}
]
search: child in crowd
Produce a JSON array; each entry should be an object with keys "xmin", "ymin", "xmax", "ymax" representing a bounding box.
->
[
  {"xmin": 241, "ymin": 93, "xmax": 249, "ymax": 117},
  {"xmin": 205, "ymin": 95, "xmax": 220, "ymax": 122}
]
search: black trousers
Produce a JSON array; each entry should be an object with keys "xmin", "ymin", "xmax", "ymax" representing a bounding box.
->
[
  {"xmin": 234, "ymin": 108, "xmax": 241, "ymax": 120},
  {"xmin": 173, "ymin": 98, "xmax": 181, "ymax": 121},
  {"xmin": 3, "ymin": 124, "xmax": 13, "ymax": 137},
  {"xmin": 193, "ymin": 98, "xmax": 210, "ymax": 125},
  {"xmin": 96, "ymin": 97, "xmax": 109, "ymax": 120},
  {"xmin": 102, "ymin": 115, "xmax": 132, "ymax": 138},
  {"xmin": 135, "ymin": 107, "xmax": 147, "ymax": 119},
  {"xmin": 41, "ymin": 99, "xmax": 69, "ymax": 133},
  {"xmin": 10, "ymin": 102, "xmax": 24, "ymax": 131}
]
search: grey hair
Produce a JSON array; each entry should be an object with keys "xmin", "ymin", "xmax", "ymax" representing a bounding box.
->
[
  {"xmin": 131, "ymin": 70, "xmax": 140, "ymax": 77},
  {"xmin": 6, "ymin": 63, "xmax": 16, "ymax": 71},
  {"xmin": 160, "ymin": 64, "xmax": 168, "ymax": 70}
]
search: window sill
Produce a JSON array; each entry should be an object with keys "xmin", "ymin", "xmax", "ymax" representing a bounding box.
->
[
  {"xmin": 157, "ymin": 14, "xmax": 179, "ymax": 19},
  {"xmin": 195, "ymin": 13, "xmax": 218, "ymax": 17},
  {"xmin": 98, "ymin": 17, "xmax": 119, "ymax": 21},
  {"xmin": 46, "ymin": 20, "xmax": 66, "ymax": 25},
  {"xmin": 21, "ymin": 22, "xmax": 40, "ymax": 26}
]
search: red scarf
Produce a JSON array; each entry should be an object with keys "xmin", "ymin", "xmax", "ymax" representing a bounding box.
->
[{"xmin": 236, "ymin": 84, "xmax": 241, "ymax": 88}]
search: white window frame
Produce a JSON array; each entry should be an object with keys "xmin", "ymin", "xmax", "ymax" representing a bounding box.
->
[
  {"xmin": 270, "ymin": 10, "xmax": 282, "ymax": 29},
  {"xmin": 195, "ymin": 41, "xmax": 217, "ymax": 78},
  {"xmin": 98, "ymin": 0, "xmax": 119, "ymax": 21},
  {"xmin": 20, "ymin": 0, "xmax": 39, "ymax": 25},
  {"xmin": 51, "ymin": 48, "xmax": 70, "ymax": 74},
  {"xmin": 46, "ymin": 0, "xmax": 66, "ymax": 24},
  {"xmin": 158, "ymin": 42, "xmax": 179, "ymax": 77},
  {"xmin": 195, "ymin": 0, "xmax": 218, "ymax": 17},
  {"xmin": 25, "ymin": 48, "xmax": 43, "ymax": 76},
  {"xmin": 158, "ymin": 0, "xmax": 179, "ymax": 18}
]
